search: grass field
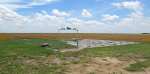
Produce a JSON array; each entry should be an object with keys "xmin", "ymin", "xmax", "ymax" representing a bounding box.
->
[
  {"xmin": 0, "ymin": 33, "xmax": 150, "ymax": 74},
  {"xmin": 0, "ymin": 38, "xmax": 75, "ymax": 74}
]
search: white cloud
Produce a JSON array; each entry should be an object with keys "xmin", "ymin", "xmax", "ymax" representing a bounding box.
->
[
  {"xmin": 0, "ymin": 0, "xmax": 22, "ymax": 4},
  {"xmin": 0, "ymin": 5, "xmax": 67, "ymax": 33},
  {"xmin": 51, "ymin": 9, "xmax": 71, "ymax": 17},
  {"xmin": 0, "ymin": 5, "xmax": 27, "ymax": 32},
  {"xmin": 129, "ymin": 11, "xmax": 143, "ymax": 18},
  {"xmin": 110, "ymin": 1, "xmax": 148, "ymax": 33},
  {"xmin": 0, "ymin": 5, "xmax": 150, "ymax": 33},
  {"xmin": 0, "ymin": 0, "xmax": 60, "ymax": 10},
  {"xmin": 0, "ymin": 5, "xmax": 25, "ymax": 22},
  {"xmin": 28, "ymin": 0, "xmax": 59, "ymax": 6},
  {"xmin": 0, "ymin": 0, "xmax": 28, "ymax": 10},
  {"xmin": 66, "ymin": 18, "xmax": 113, "ymax": 33},
  {"xmin": 112, "ymin": 12, "xmax": 150, "ymax": 33},
  {"xmin": 0, "ymin": 6, "xmax": 110, "ymax": 33},
  {"xmin": 102, "ymin": 14, "xmax": 119, "ymax": 21},
  {"xmin": 81, "ymin": 9, "xmax": 92, "ymax": 17},
  {"xmin": 112, "ymin": 1, "xmax": 143, "ymax": 11}
]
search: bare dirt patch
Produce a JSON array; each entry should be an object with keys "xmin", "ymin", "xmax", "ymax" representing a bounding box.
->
[
  {"xmin": 65, "ymin": 57, "xmax": 149, "ymax": 74},
  {"xmin": 23, "ymin": 55, "xmax": 62, "ymax": 66}
]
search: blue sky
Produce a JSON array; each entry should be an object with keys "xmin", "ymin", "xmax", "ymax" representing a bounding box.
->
[
  {"xmin": 17, "ymin": 0, "xmax": 150, "ymax": 17},
  {"xmin": 0, "ymin": 0, "xmax": 150, "ymax": 33}
]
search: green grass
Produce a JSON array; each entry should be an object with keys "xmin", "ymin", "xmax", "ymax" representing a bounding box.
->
[
  {"xmin": 0, "ymin": 39, "xmax": 150, "ymax": 73},
  {"xmin": 125, "ymin": 59, "xmax": 150, "ymax": 72},
  {"xmin": 78, "ymin": 42, "xmax": 150, "ymax": 58},
  {"xmin": 60, "ymin": 42, "xmax": 150, "ymax": 72},
  {"xmin": 80, "ymin": 42, "xmax": 150, "ymax": 72},
  {"xmin": 0, "ymin": 39, "xmax": 73, "ymax": 74},
  {"xmin": 60, "ymin": 42, "xmax": 150, "ymax": 58},
  {"xmin": 0, "ymin": 39, "xmax": 74, "ymax": 57}
]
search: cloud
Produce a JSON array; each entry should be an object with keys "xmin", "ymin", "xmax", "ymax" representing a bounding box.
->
[
  {"xmin": 110, "ymin": 0, "xmax": 148, "ymax": 33},
  {"xmin": 0, "ymin": 0, "xmax": 60, "ymax": 10},
  {"xmin": 0, "ymin": 5, "xmax": 150, "ymax": 33},
  {"xmin": 0, "ymin": 5, "xmax": 25, "ymax": 23},
  {"xmin": 51, "ymin": 9, "xmax": 71, "ymax": 17},
  {"xmin": 0, "ymin": 5, "xmax": 27, "ymax": 32},
  {"xmin": 81, "ymin": 9, "xmax": 92, "ymax": 17},
  {"xmin": 112, "ymin": 1, "xmax": 143, "ymax": 11},
  {"xmin": 102, "ymin": 14, "xmax": 119, "ymax": 21},
  {"xmin": 28, "ymin": 0, "xmax": 59, "ymax": 6},
  {"xmin": 0, "ymin": 6, "xmax": 67, "ymax": 33},
  {"xmin": 66, "ymin": 18, "xmax": 113, "ymax": 33},
  {"xmin": 0, "ymin": 0, "xmax": 22, "ymax": 4},
  {"xmin": 0, "ymin": 6, "xmax": 111, "ymax": 33},
  {"xmin": 112, "ymin": 12, "xmax": 150, "ymax": 33},
  {"xmin": 0, "ymin": 0, "xmax": 28, "ymax": 10}
]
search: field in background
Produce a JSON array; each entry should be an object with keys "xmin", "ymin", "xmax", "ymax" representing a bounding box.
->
[{"xmin": 0, "ymin": 33, "xmax": 150, "ymax": 41}]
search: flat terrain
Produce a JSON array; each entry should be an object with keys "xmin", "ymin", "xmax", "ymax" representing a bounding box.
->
[
  {"xmin": 0, "ymin": 33, "xmax": 150, "ymax": 74},
  {"xmin": 0, "ymin": 33, "xmax": 150, "ymax": 41}
]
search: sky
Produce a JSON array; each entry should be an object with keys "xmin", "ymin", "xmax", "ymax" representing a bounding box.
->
[{"xmin": 0, "ymin": 0, "xmax": 150, "ymax": 33}]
